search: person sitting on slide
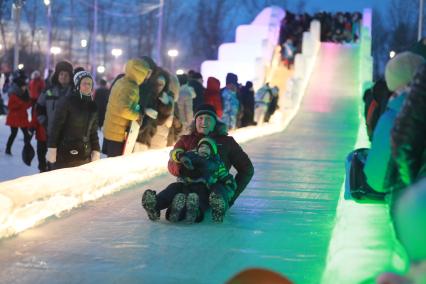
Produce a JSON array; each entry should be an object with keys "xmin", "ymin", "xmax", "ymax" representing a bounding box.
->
[{"xmin": 141, "ymin": 104, "xmax": 254, "ymax": 223}]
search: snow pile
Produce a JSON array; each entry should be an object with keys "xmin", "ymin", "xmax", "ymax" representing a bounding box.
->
[{"xmin": 0, "ymin": 17, "xmax": 321, "ymax": 241}]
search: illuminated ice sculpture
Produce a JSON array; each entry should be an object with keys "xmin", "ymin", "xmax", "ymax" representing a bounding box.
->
[{"xmin": 201, "ymin": 6, "xmax": 285, "ymax": 90}]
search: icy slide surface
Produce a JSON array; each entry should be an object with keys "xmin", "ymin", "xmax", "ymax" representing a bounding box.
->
[{"xmin": 0, "ymin": 43, "xmax": 360, "ymax": 283}]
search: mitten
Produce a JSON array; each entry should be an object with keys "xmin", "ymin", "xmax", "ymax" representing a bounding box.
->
[
  {"xmin": 46, "ymin": 148, "xmax": 57, "ymax": 163},
  {"xmin": 91, "ymin": 150, "xmax": 100, "ymax": 161}
]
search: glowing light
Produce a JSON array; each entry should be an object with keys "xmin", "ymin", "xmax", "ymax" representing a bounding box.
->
[
  {"xmin": 0, "ymin": 44, "xmax": 2, "ymax": 50},
  {"xmin": 176, "ymin": 69, "xmax": 184, "ymax": 75},
  {"xmin": 97, "ymin": 65, "xmax": 105, "ymax": 74},
  {"xmin": 17, "ymin": 64, "xmax": 24, "ymax": 70},
  {"xmin": 43, "ymin": 0, "xmax": 50, "ymax": 6},
  {"xmin": 111, "ymin": 48, "xmax": 122, "ymax": 58},
  {"xmin": 50, "ymin": 46, "xmax": 61, "ymax": 55},
  {"xmin": 389, "ymin": 51, "xmax": 396, "ymax": 58},
  {"xmin": 80, "ymin": 39, "xmax": 87, "ymax": 48},
  {"xmin": 167, "ymin": 49, "xmax": 178, "ymax": 57}
]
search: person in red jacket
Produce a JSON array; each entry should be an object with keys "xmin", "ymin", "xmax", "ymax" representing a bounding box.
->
[
  {"xmin": 28, "ymin": 70, "xmax": 47, "ymax": 171},
  {"xmin": 5, "ymin": 70, "xmax": 32, "ymax": 155},
  {"xmin": 204, "ymin": 77, "xmax": 223, "ymax": 119},
  {"xmin": 142, "ymin": 104, "xmax": 254, "ymax": 223}
]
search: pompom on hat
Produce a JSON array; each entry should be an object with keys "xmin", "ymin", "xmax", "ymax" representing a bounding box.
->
[{"xmin": 385, "ymin": 51, "xmax": 425, "ymax": 91}]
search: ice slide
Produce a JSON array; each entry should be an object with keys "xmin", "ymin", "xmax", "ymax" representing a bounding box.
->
[{"xmin": 1, "ymin": 42, "xmax": 364, "ymax": 283}]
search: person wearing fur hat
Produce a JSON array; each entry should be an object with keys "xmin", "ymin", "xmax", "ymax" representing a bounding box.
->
[
  {"xmin": 141, "ymin": 103, "xmax": 254, "ymax": 223},
  {"xmin": 46, "ymin": 71, "xmax": 100, "ymax": 169},
  {"xmin": 363, "ymin": 51, "xmax": 425, "ymax": 193},
  {"xmin": 36, "ymin": 61, "xmax": 74, "ymax": 169},
  {"xmin": 103, "ymin": 58, "xmax": 152, "ymax": 157},
  {"xmin": 5, "ymin": 70, "xmax": 32, "ymax": 155}
]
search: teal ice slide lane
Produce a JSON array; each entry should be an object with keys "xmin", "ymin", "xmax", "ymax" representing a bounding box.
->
[{"xmin": 0, "ymin": 43, "xmax": 362, "ymax": 283}]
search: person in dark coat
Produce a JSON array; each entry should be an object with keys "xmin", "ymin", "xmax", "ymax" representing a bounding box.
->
[
  {"xmin": 141, "ymin": 104, "xmax": 254, "ymax": 223},
  {"xmin": 46, "ymin": 71, "xmax": 100, "ymax": 169},
  {"xmin": 5, "ymin": 70, "xmax": 32, "ymax": 155},
  {"xmin": 93, "ymin": 79, "xmax": 109, "ymax": 129},
  {"xmin": 188, "ymin": 72, "xmax": 205, "ymax": 112},
  {"xmin": 29, "ymin": 70, "xmax": 47, "ymax": 171},
  {"xmin": 240, "ymin": 81, "xmax": 255, "ymax": 127}
]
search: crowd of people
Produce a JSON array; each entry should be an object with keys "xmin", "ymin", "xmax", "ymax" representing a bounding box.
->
[
  {"xmin": 279, "ymin": 11, "xmax": 362, "ymax": 68},
  {"xmin": 355, "ymin": 38, "xmax": 426, "ymax": 283},
  {"xmin": 0, "ymin": 55, "xmax": 287, "ymax": 224}
]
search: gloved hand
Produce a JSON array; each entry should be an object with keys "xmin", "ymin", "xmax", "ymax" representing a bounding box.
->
[
  {"xmin": 180, "ymin": 155, "xmax": 194, "ymax": 170},
  {"xmin": 145, "ymin": 108, "xmax": 158, "ymax": 119},
  {"xmin": 46, "ymin": 148, "xmax": 57, "ymax": 163},
  {"xmin": 91, "ymin": 150, "xmax": 100, "ymax": 161}
]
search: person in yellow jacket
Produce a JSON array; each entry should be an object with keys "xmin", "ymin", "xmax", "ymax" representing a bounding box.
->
[{"xmin": 103, "ymin": 59, "xmax": 152, "ymax": 157}]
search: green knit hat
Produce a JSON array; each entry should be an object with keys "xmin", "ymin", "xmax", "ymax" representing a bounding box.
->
[{"xmin": 197, "ymin": 137, "xmax": 218, "ymax": 155}]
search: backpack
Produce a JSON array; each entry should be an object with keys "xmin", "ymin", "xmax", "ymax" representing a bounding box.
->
[{"xmin": 349, "ymin": 148, "xmax": 387, "ymax": 202}]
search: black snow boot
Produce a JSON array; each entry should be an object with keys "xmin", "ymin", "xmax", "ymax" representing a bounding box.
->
[
  {"xmin": 141, "ymin": 189, "xmax": 160, "ymax": 221},
  {"xmin": 184, "ymin": 193, "xmax": 199, "ymax": 224},
  {"xmin": 168, "ymin": 193, "xmax": 186, "ymax": 223},
  {"xmin": 209, "ymin": 192, "xmax": 226, "ymax": 223}
]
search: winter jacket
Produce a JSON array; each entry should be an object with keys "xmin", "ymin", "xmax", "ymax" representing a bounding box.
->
[
  {"xmin": 178, "ymin": 150, "xmax": 236, "ymax": 190},
  {"xmin": 177, "ymin": 84, "xmax": 195, "ymax": 128},
  {"xmin": 136, "ymin": 91, "xmax": 175, "ymax": 150},
  {"xmin": 188, "ymin": 79, "xmax": 205, "ymax": 112},
  {"xmin": 36, "ymin": 85, "xmax": 72, "ymax": 138},
  {"xmin": 94, "ymin": 86, "xmax": 110, "ymax": 128},
  {"xmin": 48, "ymin": 92, "xmax": 100, "ymax": 168},
  {"xmin": 204, "ymin": 77, "xmax": 223, "ymax": 118},
  {"xmin": 392, "ymin": 64, "xmax": 426, "ymax": 188},
  {"xmin": 364, "ymin": 89, "xmax": 408, "ymax": 192},
  {"xmin": 221, "ymin": 88, "xmax": 239, "ymax": 129},
  {"xmin": 29, "ymin": 78, "xmax": 47, "ymax": 141},
  {"xmin": 168, "ymin": 121, "xmax": 254, "ymax": 206},
  {"xmin": 6, "ymin": 84, "xmax": 31, "ymax": 128},
  {"xmin": 103, "ymin": 59, "xmax": 150, "ymax": 142}
]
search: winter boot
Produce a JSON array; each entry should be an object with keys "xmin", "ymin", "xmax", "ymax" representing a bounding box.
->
[
  {"xmin": 209, "ymin": 192, "xmax": 226, "ymax": 223},
  {"xmin": 141, "ymin": 189, "xmax": 160, "ymax": 221},
  {"xmin": 168, "ymin": 193, "xmax": 186, "ymax": 223},
  {"xmin": 184, "ymin": 193, "xmax": 199, "ymax": 224}
]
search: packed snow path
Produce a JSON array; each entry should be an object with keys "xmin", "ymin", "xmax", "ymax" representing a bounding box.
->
[{"xmin": 0, "ymin": 43, "xmax": 360, "ymax": 284}]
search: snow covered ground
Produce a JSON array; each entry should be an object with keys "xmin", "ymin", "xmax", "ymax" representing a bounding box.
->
[{"xmin": 0, "ymin": 114, "xmax": 41, "ymax": 181}]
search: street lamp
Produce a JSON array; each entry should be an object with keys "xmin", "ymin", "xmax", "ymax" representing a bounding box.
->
[
  {"xmin": 81, "ymin": 39, "xmax": 87, "ymax": 48},
  {"xmin": 50, "ymin": 46, "xmax": 61, "ymax": 67},
  {"xmin": 18, "ymin": 63, "xmax": 24, "ymax": 70},
  {"xmin": 12, "ymin": 0, "xmax": 25, "ymax": 71},
  {"xmin": 44, "ymin": 0, "xmax": 52, "ymax": 79},
  {"xmin": 111, "ymin": 48, "xmax": 122, "ymax": 59},
  {"xmin": 389, "ymin": 50, "xmax": 396, "ymax": 58},
  {"xmin": 97, "ymin": 65, "xmax": 105, "ymax": 74},
  {"xmin": 176, "ymin": 69, "xmax": 184, "ymax": 75},
  {"xmin": 167, "ymin": 49, "xmax": 178, "ymax": 73}
]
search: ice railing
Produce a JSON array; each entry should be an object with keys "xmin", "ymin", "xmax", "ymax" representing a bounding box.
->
[{"xmin": 0, "ymin": 10, "xmax": 321, "ymax": 240}]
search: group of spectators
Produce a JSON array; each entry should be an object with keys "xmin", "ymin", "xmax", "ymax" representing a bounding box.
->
[
  {"xmin": 278, "ymin": 11, "xmax": 362, "ymax": 68},
  {"xmin": 357, "ymin": 38, "xmax": 426, "ymax": 283},
  {"xmin": 0, "ymin": 55, "xmax": 286, "ymax": 224},
  {"xmin": 1, "ymin": 62, "xmax": 110, "ymax": 171}
]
